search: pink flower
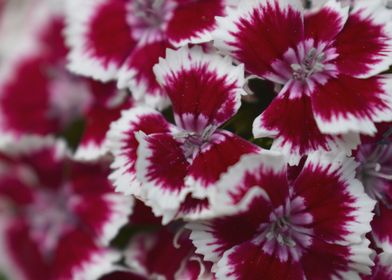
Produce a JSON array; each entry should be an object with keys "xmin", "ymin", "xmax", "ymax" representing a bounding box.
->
[
  {"xmin": 108, "ymin": 46, "xmax": 260, "ymax": 223},
  {"xmin": 188, "ymin": 152, "xmax": 375, "ymax": 279},
  {"xmin": 0, "ymin": 10, "xmax": 134, "ymax": 160},
  {"xmin": 0, "ymin": 137, "xmax": 133, "ymax": 280},
  {"xmin": 65, "ymin": 0, "xmax": 236, "ymax": 108},
  {"xmin": 213, "ymin": 0, "xmax": 392, "ymax": 163}
]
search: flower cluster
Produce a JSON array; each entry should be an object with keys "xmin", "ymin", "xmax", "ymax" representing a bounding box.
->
[{"xmin": 0, "ymin": 0, "xmax": 391, "ymax": 279}]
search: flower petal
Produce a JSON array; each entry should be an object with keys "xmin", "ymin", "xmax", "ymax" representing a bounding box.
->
[
  {"xmin": 301, "ymin": 238, "xmax": 373, "ymax": 279},
  {"xmin": 363, "ymin": 252, "xmax": 392, "ymax": 280},
  {"xmin": 53, "ymin": 230, "xmax": 121, "ymax": 280},
  {"xmin": 0, "ymin": 218, "xmax": 48, "ymax": 280},
  {"xmin": 188, "ymin": 193, "xmax": 272, "ymax": 263},
  {"xmin": 334, "ymin": 2, "xmax": 392, "ymax": 78},
  {"xmin": 65, "ymin": 0, "xmax": 136, "ymax": 81},
  {"xmin": 214, "ymin": 0, "xmax": 304, "ymax": 78},
  {"xmin": 311, "ymin": 75, "xmax": 392, "ymax": 135},
  {"xmin": 371, "ymin": 204, "xmax": 392, "ymax": 252},
  {"xmin": 124, "ymin": 228, "xmax": 197, "ymax": 279},
  {"xmin": 294, "ymin": 153, "xmax": 376, "ymax": 245},
  {"xmin": 75, "ymin": 85, "xmax": 133, "ymax": 161},
  {"xmin": 186, "ymin": 130, "xmax": 260, "ymax": 200},
  {"xmin": 206, "ymin": 151, "xmax": 288, "ymax": 219},
  {"xmin": 0, "ymin": 55, "xmax": 61, "ymax": 138},
  {"xmin": 71, "ymin": 193, "xmax": 133, "ymax": 245},
  {"xmin": 167, "ymin": 0, "xmax": 226, "ymax": 47},
  {"xmin": 304, "ymin": 0, "xmax": 349, "ymax": 43},
  {"xmin": 117, "ymin": 40, "xmax": 171, "ymax": 109},
  {"xmin": 215, "ymin": 242, "xmax": 305, "ymax": 280},
  {"xmin": 99, "ymin": 271, "xmax": 146, "ymax": 280},
  {"xmin": 135, "ymin": 131, "xmax": 190, "ymax": 224},
  {"xmin": 0, "ymin": 176, "xmax": 34, "ymax": 206},
  {"xmin": 108, "ymin": 107, "xmax": 173, "ymax": 199},
  {"xmin": 153, "ymin": 46, "xmax": 245, "ymax": 131},
  {"xmin": 253, "ymin": 91, "xmax": 359, "ymax": 164}
]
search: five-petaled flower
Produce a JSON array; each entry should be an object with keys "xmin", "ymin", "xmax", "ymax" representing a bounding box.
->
[
  {"xmin": 0, "ymin": 0, "xmax": 391, "ymax": 278},
  {"xmin": 66, "ymin": 0, "xmax": 236, "ymax": 108},
  {"xmin": 214, "ymin": 0, "xmax": 392, "ymax": 163},
  {"xmin": 108, "ymin": 46, "xmax": 260, "ymax": 224},
  {"xmin": 0, "ymin": 137, "xmax": 132, "ymax": 280},
  {"xmin": 188, "ymin": 152, "xmax": 376, "ymax": 279}
]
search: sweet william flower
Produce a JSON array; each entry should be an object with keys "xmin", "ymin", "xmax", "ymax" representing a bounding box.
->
[
  {"xmin": 0, "ymin": 137, "xmax": 133, "ymax": 280},
  {"xmin": 0, "ymin": 7, "xmax": 134, "ymax": 160},
  {"xmin": 213, "ymin": 0, "xmax": 392, "ymax": 163},
  {"xmin": 0, "ymin": 15, "xmax": 91, "ymax": 144},
  {"xmin": 188, "ymin": 152, "xmax": 376, "ymax": 279},
  {"xmin": 65, "ymin": 0, "xmax": 236, "ymax": 108},
  {"xmin": 108, "ymin": 46, "xmax": 260, "ymax": 224}
]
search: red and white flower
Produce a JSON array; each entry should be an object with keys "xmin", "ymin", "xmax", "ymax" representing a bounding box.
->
[
  {"xmin": 188, "ymin": 152, "xmax": 375, "ymax": 279},
  {"xmin": 65, "ymin": 0, "xmax": 236, "ymax": 108},
  {"xmin": 0, "ymin": 8, "xmax": 134, "ymax": 160},
  {"xmin": 108, "ymin": 46, "xmax": 260, "ymax": 223},
  {"xmin": 213, "ymin": 0, "xmax": 392, "ymax": 163},
  {"xmin": 0, "ymin": 137, "xmax": 133, "ymax": 280},
  {"xmin": 0, "ymin": 15, "xmax": 91, "ymax": 144}
]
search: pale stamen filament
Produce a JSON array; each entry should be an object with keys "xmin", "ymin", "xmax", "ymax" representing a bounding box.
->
[{"xmin": 291, "ymin": 48, "xmax": 325, "ymax": 81}]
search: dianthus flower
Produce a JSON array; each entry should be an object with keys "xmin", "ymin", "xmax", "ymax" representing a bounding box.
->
[
  {"xmin": 0, "ymin": 8, "xmax": 133, "ymax": 160},
  {"xmin": 65, "ymin": 0, "xmax": 236, "ymax": 108},
  {"xmin": 214, "ymin": 0, "xmax": 392, "ymax": 163},
  {"xmin": 108, "ymin": 46, "xmax": 260, "ymax": 223},
  {"xmin": 0, "ymin": 137, "xmax": 132, "ymax": 280},
  {"xmin": 188, "ymin": 152, "xmax": 375, "ymax": 279}
]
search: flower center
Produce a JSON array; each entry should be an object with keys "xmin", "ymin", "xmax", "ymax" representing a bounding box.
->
[
  {"xmin": 265, "ymin": 215, "xmax": 297, "ymax": 247},
  {"xmin": 179, "ymin": 126, "xmax": 216, "ymax": 161},
  {"xmin": 255, "ymin": 196, "xmax": 313, "ymax": 261},
  {"xmin": 127, "ymin": 0, "xmax": 176, "ymax": 40},
  {"xmin": 26, "ymin": 188, "xmax": 76, "ymax": 257},
  {"xmin": 291, "ymin": 48, "xmax": 326, "ymax": 82}
]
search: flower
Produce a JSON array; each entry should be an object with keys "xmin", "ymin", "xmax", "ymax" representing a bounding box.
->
[
  {"xmin": 0, "ymin": 8, "xmax": 134, "ymax": 160},
  {"xmin": 0, "ymin": 137, "xmax": 133, "ymax": 280},
  {"xmin": 213, "ymin": 0, "xmax": 392, "ymax": 163},
  {"xmin": 188, "ymin": 152, "xmax": 375, "ymax": 279},
  {"xmin": 108, "ymin": 46, "xmax": 260, "ymax": 223},
  {"xmin": 65, "ymin": 0, "xmax": 236, "ymax": 108},
  {"xmin": 0, "ymin": 15, "xmax": 91, "ymax": 142}
]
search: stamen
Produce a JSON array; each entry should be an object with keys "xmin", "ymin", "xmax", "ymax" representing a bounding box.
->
[
  {"xmin": 291, "ymin": 48, "xmax": 325, "ymax": 82},
  {"xmin": 179, "ymin": 125, "xmax": 217, "ymax": 161},
  {"xmin": 266, "ymin": 215, "xmax": 297, "ymax": 247}
]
